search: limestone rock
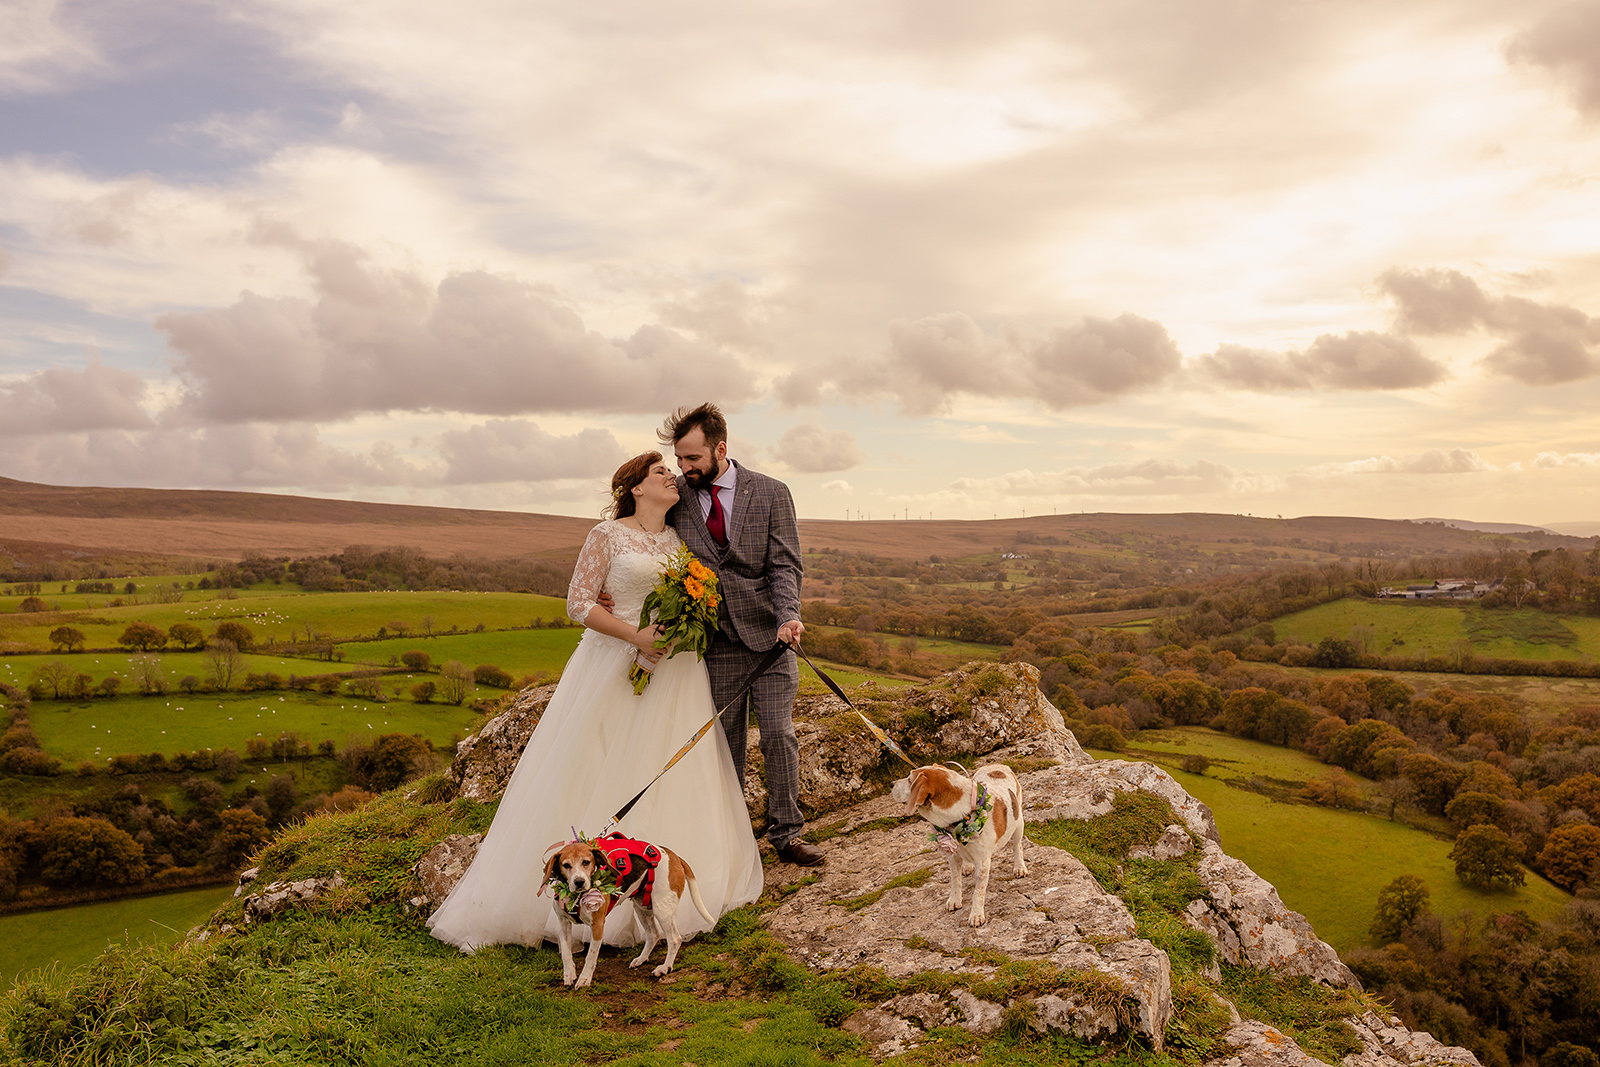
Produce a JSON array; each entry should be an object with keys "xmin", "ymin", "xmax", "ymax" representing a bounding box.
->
[
  {"xmin": 232, "ymin": 866, "xmax": 261, "ymax": 897},
  {"xmin": 1025, "ymin": 759, "xmax": 1221, "ymax": 843},
  {"xmin": 1186, "ymin": 839, "xmax": 1359, "ymax": 988},
  {"xmin": 951, "ymin": 989, "xmax": 1006, "ymax": 1035},
  {"xmin": 448, "ymin": 684, "xmax": 555, "ymax": 801},
  {"xmin": 412, "ymin": 833, "xmax": 483, "ymax": 906},
  {"xmin": 1205, "ymin": 1021, "xmax": 1327, "ymax": 1067},
  {"xmin": 240, "ymin": 872, "xmax": 346, "ymax": 924},
  {"xmin": 1344, "ymin": 1011, "xmax": 1482, "ymax": 1067},
  {"xmin": 842, "ymin": 1007, "xmax": 923, "ymax": 1058},
  {"xmin": 1130, "ymin": 824, "xmax": 1194, "ymax": 861}
]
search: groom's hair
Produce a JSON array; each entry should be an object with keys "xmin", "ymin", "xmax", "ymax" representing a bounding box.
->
[{"xmin": 658, "ymin": 403, "xmax": 727, "ymax": 449}]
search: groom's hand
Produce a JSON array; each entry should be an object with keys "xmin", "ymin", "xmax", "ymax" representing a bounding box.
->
[{"xmin": 777, "ymin": 619, "xmax": 804, "ymax": 645}]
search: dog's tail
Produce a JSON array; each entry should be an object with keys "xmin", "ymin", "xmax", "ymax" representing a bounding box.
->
[{"xmin": 686, "ymin": 871, "xmax": 714, "ymax": 925}]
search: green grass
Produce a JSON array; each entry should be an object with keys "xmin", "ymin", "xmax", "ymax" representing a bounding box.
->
[
  {"xmin": 340, "ymin": 628, "xmax": 581, "ymax": 679},
  {"xmin": 0, "ymin": 885, "xmax": 237, "ymax": 987},
  {"xmin": 1270, "ymin": 599, "xmax": 1600, "ymax": 663},
  {"xmin": 1116, "ymin": 729, "xmax": 1571, "ymax": 951},
  {"xmin": 25, "ymin": 689, "xmax": 486, "ymax": 764},
  {"xmin": 0, "ymin": 588, "xmax": 571, "ymax": 652}
]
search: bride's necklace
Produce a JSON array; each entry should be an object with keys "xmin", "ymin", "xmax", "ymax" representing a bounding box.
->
[{"xmin": 626, "ymin": 516, "xmax": 668, "ymax": 535}]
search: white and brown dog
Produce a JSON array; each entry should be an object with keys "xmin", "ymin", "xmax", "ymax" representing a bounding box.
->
[
  {"xmin": 891, "ymin": 763, "xmax": 1028, "ymax": 927},
  {"xmin": 540, "ymin": 834, "xmax": 714, "ymax": 988}
]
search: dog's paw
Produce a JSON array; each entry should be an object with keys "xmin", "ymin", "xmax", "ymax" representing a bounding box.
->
[
  {"xmin": 968, "ymin": 910, "xmax": 987, "ymax": 928},
  {"xmin": 1015, "ymin": 862, "xmax": 1030, "ymax": 877},
  {"xmin": 961, "ymin": 862, "xmax": 975, "ymax": 877},
  {"xmin": 629, "ymin": 957, "xmax": 648, "ymax": 968},
  {"xmin": 652, "ymin": 963, "xmax": 673, "ymax": 977},
  {"xmin": 574, "ymin": 975, "xmax": 593, "ymax": 989},
  {"xmin": 945, "ymin": 896, "xmax": 962, "ymax": 912}
]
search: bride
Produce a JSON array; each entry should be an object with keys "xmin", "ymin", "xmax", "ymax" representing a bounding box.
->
[{"xmin": 427, "ymin": 452, "xmax": 765, "ymax": 952}]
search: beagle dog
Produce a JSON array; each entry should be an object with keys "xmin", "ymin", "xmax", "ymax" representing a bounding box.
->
[
  {"xmin": 890, "ymin": 763, "xmax": 1028, "ymax": 927},
  {"xmin": 540, "ymin": 836, "xmax": 714, "ymax": 988}
]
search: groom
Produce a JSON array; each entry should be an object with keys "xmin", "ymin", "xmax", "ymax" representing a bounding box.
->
[{"xmin": 660, "ymin": 403, "xmax": 823, "ymax": 867}]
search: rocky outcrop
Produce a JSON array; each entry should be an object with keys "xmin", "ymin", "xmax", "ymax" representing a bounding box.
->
[
  {"xmin": 238, "ymin": 872, "xmax": 346, "ymax": 924},
  {"xmin": 432, "ymin": 665, "xmax": 1469, "ymax": 1066}
]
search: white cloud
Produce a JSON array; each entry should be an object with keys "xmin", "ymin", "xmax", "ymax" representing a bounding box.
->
[
  {"xmin": 0, "ymin": 360, "xmax": 152, "ymax": 435},
  {"xmin": 773, "ymin": 423, "xmax": 864, "ymax": 473},
  {"xmin": 157, "ymin": 242, "xmax": 760, "ymax": 423},
  {"xmin": 821, "ymin": 479, "xmax": 852, "ymax": 492},
  {"xmin": 951, "ymin": 458, "xmax": 1242, "ymax": 497},
  {"xmin": 0, "ymin": 0, "xmax": 100, "ymax": 94},
  {"xmin": 1302, "ymin": 448, "xmax": 1495, "ymax": 477},
  {"xmin": 437, "ymin": 419, "xmax": 625, "ymax": 484},
  {"xmin": 1534, "ymin": 450, "xmax": 1600, "ymax": 469},
  {"xmin": 1195, "ymin": 331, "xmax": 1446, "ymax": 391}
]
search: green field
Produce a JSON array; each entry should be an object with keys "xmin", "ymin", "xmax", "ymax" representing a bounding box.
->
[
  {"xmin": 1272, "ymin": 598, "xmax": 1600, "ymax": 662},
  {"xmin": 25, "ymin": 688, "xmax": 487, "ymax": 764},
  {"xmin": 0, "ymin": 883, "xmax": 236, "ymax": 986},
  {"xmin": 1115, "ymin": 728, "xmax": 1571, "ymax": 951},
  {"xmin": 341, "ymin": 627, "xmax": 582, "ymax": 678},
  {"xmin": 0, "ymin": 587, "xmax": 572, "ymax": 652}
]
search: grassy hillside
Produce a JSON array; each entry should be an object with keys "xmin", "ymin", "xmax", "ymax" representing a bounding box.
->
[
  {"xmin": 1116, "ymin": 729, "xmax": 1571, "ymax": 951},
  {"xmin": 0, "ymin": 884, "xmax": 236, "ymax": 986},
  {"xmin": 1270, "ymin": 599, "xmax": 1600, "ymax": 663}
]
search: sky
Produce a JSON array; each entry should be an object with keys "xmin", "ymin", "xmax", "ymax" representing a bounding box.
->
[{"xmin": 5, "ymin": 1, "xmax": 1600, "ymax": 528}]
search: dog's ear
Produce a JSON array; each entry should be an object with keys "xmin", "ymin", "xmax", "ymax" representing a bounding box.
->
[
  {"xmin": 537, "ymin": 842, "xmax": 565, "ymax": 896},
  {"xmin": 591, "ymin": 848, "xmax": 608, "ymax": 874},
  {"xmin": 907, "ymin": 768, "xmax": 939, "ymax": 814}
]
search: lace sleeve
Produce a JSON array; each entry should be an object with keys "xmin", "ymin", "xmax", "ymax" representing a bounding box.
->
[{"xmin": 565, "ymin": 523, "xmax": 611, "ymax": 624}]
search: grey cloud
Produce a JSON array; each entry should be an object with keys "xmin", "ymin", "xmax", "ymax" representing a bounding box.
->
[
  {"xmin": 1507, "ymin": 3, "xmax": 1600, "ymax": 117},
  {"xmin": 437, "ymin": 420, "xmax": 625, "ymax": 484},
  {"xmin": 1379, "ymin": 267, "xmax": 1600, "ymax": 385},
  {"xmin": 1195, "ymin": 331, "xmax": 1444, "ymax": 391},
  {"xmin": 158, "ymin": 243, "xmax": 759, "ymax": 423},
  {"xmin": 656, "ymin": 279, "xmax": 774, "ymax": 355},
  {"xmin": 952, "ymin": 458, "xmax": 1239, "ymax": 497},
  {"xmin": 847, "ymin": 311, "xmax": 1181, "ymax": 415},
  {"xmin": 0, "ymin": 361, "xmax": 152, "ymax": 435},
  {"xmin": 773, "ymin": 423, "xmax": 864, "ymax": 473}
]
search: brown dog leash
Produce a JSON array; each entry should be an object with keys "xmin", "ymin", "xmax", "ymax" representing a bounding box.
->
[{"xmin": 599, "ymin": 640, "xmax": 793, "ymax": 835}]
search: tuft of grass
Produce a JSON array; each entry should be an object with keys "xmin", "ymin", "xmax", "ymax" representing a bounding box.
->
[
  {"xmin": 832, "ymin": 866, "xmax": 935, "ymax": 911},
  {"xmin": 1219, "ymin": 966, "xmax": 1366, "ymax": 1064}
]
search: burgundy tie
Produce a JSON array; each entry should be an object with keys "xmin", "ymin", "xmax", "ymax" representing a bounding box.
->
[{"xmin": 707, "ymin": 485, "xmax": 728, "ymax": 548}]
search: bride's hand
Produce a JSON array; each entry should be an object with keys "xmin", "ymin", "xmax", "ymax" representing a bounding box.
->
[{"xmin": 632, "ymin": 624, "xmax": 665, "ymax": 661}]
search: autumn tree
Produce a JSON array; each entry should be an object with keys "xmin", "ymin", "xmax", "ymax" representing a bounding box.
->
[
  {"xmin": 1535, "ymin": 823, "xmax": 1600, "ymax": 890},
  {"xmin": 212, "ymin": 621, "xmax": 254, "ymax": 652},
  {"xmin": 38, "ymin": 816, "xmax": 149, "ymax": 886},
  {"xmin": 1540, "ymin": 773, "xmax": 1600, "ymax": 824},
  {"xmin": 1444, "ymin": 791, "xmax": 1508, "ymax": 833},
  {"xmin": 205, "ymin": 639, "xmax": 243, "ymax": 691},
  {"xmin": 1450, "ymin": 823, "xmax": 1526, "ymax": 890},
  {"xmin": 117, "ymin": 622, "xmax": 167, "ymax": 652},
  {"xmin": 1369, "ymin": 874, "xmax": 1430, "ymax": 943},
  {"xmin": 209, "ymin": 808, "xmax": 270, "ymax": 869},
  {"xmin": 130, "ymin": 654, "xmax": 168, "ymax": 696},
  {"xmin": 167, "ymin": 622, "xmax": 205, "ymax": 651},
  {"xmin": 29, "ymin": 660, "xmax": 74, "ymax": 699},
  {"xmin": 438, "ymin": 661, "xmax": 474, "ymax": 706},
  {"xmin": 400, "ymin": 650, "xmax": 432, "ymax": 672},
  {"xmin": 48, "ymin": 626, "xmax": 85, "ymax": 652}
]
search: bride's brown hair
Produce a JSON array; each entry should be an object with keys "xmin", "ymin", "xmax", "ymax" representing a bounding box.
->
[{"xmin": 607, "ymin": 451, "xmax": 664, "ymax": 520}]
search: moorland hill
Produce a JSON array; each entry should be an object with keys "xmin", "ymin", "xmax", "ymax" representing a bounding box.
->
[{"xmin": 2, "ymin": 476, "xmax": 1594, "ymax": 569}]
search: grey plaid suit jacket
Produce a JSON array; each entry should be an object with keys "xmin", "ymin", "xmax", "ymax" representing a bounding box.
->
[{"xmin": 668, "ymin": 461, "xmax": 803, "ymax": 650}]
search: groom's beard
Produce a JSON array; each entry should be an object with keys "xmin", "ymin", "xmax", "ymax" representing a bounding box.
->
[{"xmin": 682, "ymin": 465, "xmax": 716, "ymax": 492}]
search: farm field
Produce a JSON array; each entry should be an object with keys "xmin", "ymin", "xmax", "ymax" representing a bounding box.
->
[
  {"xmin": 1114, "ymin": 728, "xmax": 1572, "ymax": 951},
  {"xmin": 0, "ymin": 586, "xmax": 572, "ymax": 651},
  {"xmin": 341, "ymin": 627, "xmax": 582, "ymax": 679},
  {"xmin": 0, "ymin": 883, "xmax": 237, "ymax": 986},
  {"xmin": 25, "ymin": 688, "xmax": 487, "ymax": 764},
  {"xmin": 1272, "ymin": 598, "xmax": 1600, "ymax": 662}
]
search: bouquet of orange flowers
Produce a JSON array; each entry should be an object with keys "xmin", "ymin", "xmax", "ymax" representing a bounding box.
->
[{"xmin": 630, "ymin": 546, "xmax": 721, "ymax": 694}]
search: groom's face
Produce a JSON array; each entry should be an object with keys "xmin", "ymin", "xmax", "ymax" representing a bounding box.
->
[{"xmin": 675, "ymin": 426, "xmax": 728, "ymax": 491}]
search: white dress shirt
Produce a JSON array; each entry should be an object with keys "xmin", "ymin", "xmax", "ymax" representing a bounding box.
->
[{"xmin": 695, "ymin": 462, "xmax": 738, "ymax": 531}]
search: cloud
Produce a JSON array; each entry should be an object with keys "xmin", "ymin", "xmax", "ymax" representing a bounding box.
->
[
  {"xmin": 0, "ymin": 360, "xmax": 152, "ymax": 435},
  {"xmin": 951, "ymin": 458, "xmax": 1240, "ymax": 497},
  {"xmin": 773, "ymin": 423, "xmax": 865, "ymax": 473},
  {"xmin": 1534, "ymin": 450, "xmax": 1600, "ymax": 469},
  {"xmin": 157, "ymin": 242, "xmax": 760, "ymax": 423},
  {"xmin": 1195, "ymin": 331, "xmax": 1445, "ymax": 391},
  {"xmin": 437, "ymin": 419, "xmax": 625, "ymax": 484},
  {"xmin": 837, "ymin": 311, "xmax": 1182, "ymax": 415},
  {"xmin": 0, "ymin": 0, "xmax": 100, "ymax": 94},
  {"xmin": 1303, "ymin": 448, "xmax": 1494, "ymax": 477},
  {"xmin": 1507, "ymin": 3, "xmax": 1600, "ymax": 118},
  {"xmin": 1378, "ymin": 267, "xmax": 1600, "ymax": 385},
  {"xmin": 821, "ymin": 479, "xmax": 852, "ymax": 492}
]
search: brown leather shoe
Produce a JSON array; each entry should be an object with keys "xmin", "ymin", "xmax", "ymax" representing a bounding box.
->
[{"xmin": 774, "ymin": 840, "xmax": 825, "ymax": 867}]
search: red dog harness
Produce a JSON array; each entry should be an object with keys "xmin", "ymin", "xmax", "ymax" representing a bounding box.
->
[{"xmin": 594, "ymin": 833, "xmax": 662, "ymax": 909}]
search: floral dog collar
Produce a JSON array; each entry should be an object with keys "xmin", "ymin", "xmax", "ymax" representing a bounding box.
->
[{"xmin": 930, "ymin": 781, "xmax": 991, "ymax": 854}]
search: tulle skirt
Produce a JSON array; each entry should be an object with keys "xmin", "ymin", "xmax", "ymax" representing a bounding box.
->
[{"xmin": 426, "ymin": 629, "xmax": 764, "ymax": 951}]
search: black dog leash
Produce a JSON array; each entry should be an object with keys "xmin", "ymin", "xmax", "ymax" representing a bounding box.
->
[{"xmin": 789, "ymin": 641, "xmax": 917, "ymax": 768}]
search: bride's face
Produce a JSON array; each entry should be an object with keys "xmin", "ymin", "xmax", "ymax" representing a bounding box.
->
[{"xmin": 634, "ymin": 462, "xmax": 680, "ymax": 509}]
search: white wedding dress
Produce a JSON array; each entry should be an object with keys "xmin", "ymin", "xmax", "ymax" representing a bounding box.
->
[{"xmin": 427, "ymin": 520, "xmax": 764, "ymax": 951}]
